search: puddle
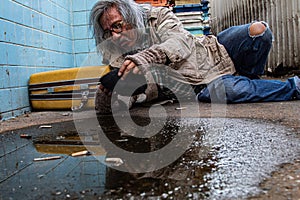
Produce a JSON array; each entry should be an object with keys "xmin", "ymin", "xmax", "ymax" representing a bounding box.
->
[
  {"xmin": 0, "ymin": 117, "xmax": 300, "ymax": 199},
  {"xmin": 92, "ymin": 117, "xmax": 300, "ymax": 199}
]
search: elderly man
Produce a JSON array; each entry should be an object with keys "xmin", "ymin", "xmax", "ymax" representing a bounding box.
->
[{"xmin": 90, "ymin": 0, "xmax": 300, "ymax": 114}]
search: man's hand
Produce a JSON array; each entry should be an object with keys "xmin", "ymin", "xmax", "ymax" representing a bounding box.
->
[{"xmin": 118, "ymin": 59, "xmax": 140, "ymax": 80}]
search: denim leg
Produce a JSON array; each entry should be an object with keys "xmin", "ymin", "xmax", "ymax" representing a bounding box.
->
[
  {"xmin": 217, "ymin": 22, "xmax": 274, "ymax": 78},
  {"xmin": 197, "ymin": 75, "xmax": 298, "ymax": 103},
  {"xmin": 294, "ymin": 76, "xmax": 300, "ymax": 99}
]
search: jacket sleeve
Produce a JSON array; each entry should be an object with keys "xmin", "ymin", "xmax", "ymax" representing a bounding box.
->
[{"xmin": 125, "ymin": 7, "xmax": 194, "ymax": 72}]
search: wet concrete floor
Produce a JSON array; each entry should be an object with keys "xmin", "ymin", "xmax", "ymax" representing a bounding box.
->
[{"xmin": 1, "ymin": 101, "xmax": 300, "ymax": 200}]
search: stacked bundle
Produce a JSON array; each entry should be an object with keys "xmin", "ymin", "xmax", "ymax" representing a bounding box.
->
[{"xmin": 173, "ymin": 0, "xmax": 211, "ymax": 36}]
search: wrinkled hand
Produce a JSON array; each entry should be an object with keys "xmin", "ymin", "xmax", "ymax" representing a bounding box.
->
[{"xmin": 118, "ymin": 59, "xmax": 140, "ymax": 80}]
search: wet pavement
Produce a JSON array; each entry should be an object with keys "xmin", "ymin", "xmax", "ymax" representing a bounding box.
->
[{"xmin": 0, "ymin": 101, "xmax": 299, "ymax": 199}]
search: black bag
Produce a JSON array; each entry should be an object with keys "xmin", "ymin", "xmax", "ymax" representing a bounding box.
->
[{"xmin": 99, "ymin": 68, "xmax": 147, "ymax": 96}]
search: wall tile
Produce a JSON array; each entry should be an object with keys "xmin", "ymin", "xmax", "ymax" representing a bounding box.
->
[
  {"xmin": 21, "ymin": 4, "xmax": 33, "ymax": 27},
  {"xmin": 54, "ymin": 5, "xmax": 70, "ymax": 24},
  {"xmin": 58, "ymin": 22, "xmax": 72, "ymax": 39},
  {"xmin": 5, "ymin": 43, "xmax": 18, "ymax": 65},
  {"xmin": 14, "ymin": 0, "xmax": 32, "ymax": 7},
  {"xmin": 73, "ymin": 11, "xmax": 88, "ymax": 26},
  {"xmin": 31, "ymin": 0, "xmax": 41, "ymax": 12},
  {"xmin": 15, "ymin": 24, "xmax": 27, "ymax": 45},
  {"xmin": 55, "ymin": 0, "xmax": 71, "ymax": 11},
  {"xmin": 0, "ymin": 20, "xmax": 6, "ymax": 41},
  {"xmin": 0, "ymin": 67, "xmax": 4, "ymax": 89},
  {"xmin": 8, "ymin": 2, "xmax": 24, "ymax": 24},
  {"xmin": 31, "ymin": 12, "xmax": 41, "ymax": 30},
  {"xmin": 2, "ymin": 66, "xmax": 10, "ymax": 89},
  {"xmin": 11, "ymin": 87, "xmax": 30, "ymax": 110},
  {"xmin": 73, "ymin": 25, "xmax": 89, "ymax": 39},
  {"xmin": 88, "ymin": 38, "xmax": 97, "ymax": 51},
  {"xmin": 74, "ymin": 39, "xmax": 89, "ymax": 53},
  {"xmin": 0, "ymin": 43, "xmax": 7, "ymax": 65},
  {"xmin": 5, "ymin": 66, "xmax": 20, "ymax": 88},
  {"xmin": 86, "ymin": 0, "xmax": 99, "ymax": 10},
  {"xmin": 19, "ymin": 67, "xmax": 31, "ymax": 87},
  {"xmin": 0, "ymin": 1, "xmax": 14, "ymax": 21},
  {"xmin": 0, "ymin": 89, "xmax": 12, "ymax": 113},
  {"xmin": 3, "ymin": 20, "xmax": 16, "ymax": 43},
  {"xmin": 73, "ymin": 0, "xmax": 87, "ymax": 12}
]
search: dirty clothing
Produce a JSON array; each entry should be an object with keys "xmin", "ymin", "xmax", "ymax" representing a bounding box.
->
[
  {"xmin": 100, "ymin": 6, "xmax": 235, "ymax": 100},
  {"xmin": 95, "ymin": 6, "xmax": 300, "ymax": 113}
]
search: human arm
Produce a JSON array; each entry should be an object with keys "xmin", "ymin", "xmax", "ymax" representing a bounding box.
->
[{"xmin": 118, "ymin": 7, "xmax": 194, "ymax": 78}]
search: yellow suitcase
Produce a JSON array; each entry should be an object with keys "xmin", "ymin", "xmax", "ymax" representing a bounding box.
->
[{"xmin": 29, "ymin": 66, "xmax": 110, "ymax": 110}]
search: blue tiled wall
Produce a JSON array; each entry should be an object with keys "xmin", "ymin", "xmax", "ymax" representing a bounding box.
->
[
  {"xmin": 73, "ymin": 0, "xmax": 101, "ymax": 67},
  {"xmin": 0, "ymin": 0, "xmax": 101, "ymax": 120}
]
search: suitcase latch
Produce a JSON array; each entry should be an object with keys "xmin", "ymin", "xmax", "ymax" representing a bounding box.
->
[{"xmin": 71, "ymin": 88, "xmax": 90, "ymax": 112}]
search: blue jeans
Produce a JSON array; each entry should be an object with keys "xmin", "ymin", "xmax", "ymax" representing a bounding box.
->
[
  {"xmin": 197, "ymin": 22, "xmax": 300, "ymax": 103},
  {"xmin": 197, "ymin": 75, "xmax": 299, "ymax": 103},
  {"xmin": 217, "ymin": 21, "xmax": 273, "ymax": 78}
]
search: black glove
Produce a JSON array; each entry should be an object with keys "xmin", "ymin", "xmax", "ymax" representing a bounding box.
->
[{"xmin": 99, "ymin": 68, "xmax": 147, "ymax": 96}]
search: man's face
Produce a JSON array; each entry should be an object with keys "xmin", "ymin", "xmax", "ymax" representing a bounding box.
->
[{"xmin": 99, "ymin": 6, "xmax": 138, "ymax": 49}]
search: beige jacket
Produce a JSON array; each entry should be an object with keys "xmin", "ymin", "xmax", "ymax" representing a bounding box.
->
[{"xmin": 101, "ymin": 6, "xmax": 235, "ymax": 100}]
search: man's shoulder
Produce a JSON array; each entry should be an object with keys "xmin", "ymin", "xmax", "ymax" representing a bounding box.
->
[
  {"xmin": 151, "ymin": 6, "xmax": 171, "ymax": 13},
  {"xmin": 144, "ymin": 5, "xmax": 172, "ymax": 18}
]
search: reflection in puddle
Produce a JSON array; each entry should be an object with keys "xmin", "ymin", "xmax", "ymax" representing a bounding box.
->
[
  {"xmin": 10, "ymin": 117, "xmax": 300, "ymax": 199},
  {"xmin": 34, "ymin": 132, "xmax": 106, "ymax": 156},
  {"xmin": 34, "ymin": 134, "xmax": 85, "ymax": 155},
  {"xmin": 35, "ymin": 144, "xmax": 87, "ymax": 155}
]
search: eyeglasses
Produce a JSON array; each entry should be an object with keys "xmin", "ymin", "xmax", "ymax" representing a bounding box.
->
[{"xmin": 102, "ymin": 21, "xmax": 125, "ymax": 40}]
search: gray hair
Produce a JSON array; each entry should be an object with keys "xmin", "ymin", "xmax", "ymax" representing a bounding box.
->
[{"xmin": 90, "ymin": 0, "xmax": 147, "ymax": 46}]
